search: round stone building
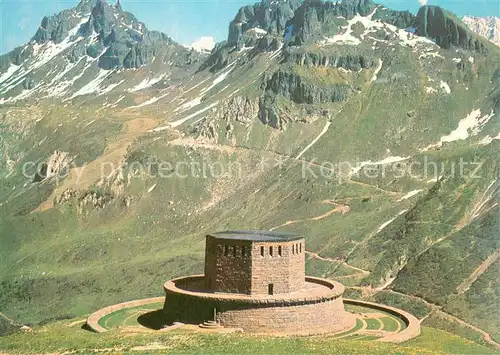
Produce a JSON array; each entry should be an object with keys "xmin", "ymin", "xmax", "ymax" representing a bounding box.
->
[{"xmin": 163, "ymin": 230, "xmax": 356, "ymax": 335}]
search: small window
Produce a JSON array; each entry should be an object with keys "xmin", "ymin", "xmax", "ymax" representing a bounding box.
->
[
  {"xmin": 278, "ymin": 246, "xmax": 282, "ymax": 256},
  {"xmin": 299, "ymin": 243, "xmax": 302, "ymax": 253},
  {"xmin": 224, "ymin": 245, "xmax": 229, "ymax": 256},
  {"xmin": 242, "ymin": 246, "xmax": 246, "ymax": 257},
  {"xmin": 232, "ymin": 246, "xmax": 237, "ymax": 257},
  {"xmin": 268, "ymin": 283, "xmax": 274, "ymax": 295},
  {"xmin": 292, "ymin": 245, "xmax": 295, "ymax": 255},
  {"xmin": 269, "ymin": 246, "xmax": 273, "ymax": 257},
  {"xmin": 260, "ymin": 246, "xmax": 265, "ymax": 257}
]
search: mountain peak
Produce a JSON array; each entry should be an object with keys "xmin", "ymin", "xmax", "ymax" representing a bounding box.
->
[
  {"xmin": 415, "ymin": 5, "xmax": 489, "ymax": 52},
  {"xmin": 462, "ymin": 15, "xmax": 500, "ymax": 47}
]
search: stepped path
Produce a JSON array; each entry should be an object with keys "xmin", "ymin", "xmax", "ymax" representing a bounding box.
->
[{"xmin": 36, "ymin": 117, "xmax": 158, "ymax": 211}]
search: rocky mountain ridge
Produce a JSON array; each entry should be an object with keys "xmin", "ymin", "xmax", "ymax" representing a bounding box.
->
[
  {"xmin": 462, "ymin": 16, "xmax": 500, "ymax": 47},
  {"xmin": 0, "ymin": 0, "xmax": 499, "ymax": 348},
  {"xmin": 0, "ymin": 0, "xmax": 205, "ymax": 104}
]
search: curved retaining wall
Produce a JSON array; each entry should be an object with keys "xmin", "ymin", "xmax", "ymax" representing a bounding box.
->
[
  {"xmin": 86, "ymin": 297, "xmax": 164, "ymax": 333},
  {"xmin": 163, "ymin": 275, "xmax": 356, "ymax": 335},
  {"xmin": 343, "ymin": 299, "xmax": 421, "ymax": 343},
  {"xmin": 86, "ymin": 291, "xmax": 420, "ymax": 342}
]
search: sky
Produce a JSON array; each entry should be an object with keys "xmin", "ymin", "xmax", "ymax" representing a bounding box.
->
[{"xmin": 0, "ymin": 0, "xmax": 499, "ymax": 55}]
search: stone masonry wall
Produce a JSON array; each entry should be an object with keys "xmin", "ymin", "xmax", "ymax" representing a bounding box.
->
[
  {"xmin": 163, "ymin": 285, "xmax": 354, "ymax": 334},
  {"xmin": 204, "ymin": 236, "xmax": 253, "ymax": 294},
  {"xmin": 204, "ymin": 236, "xmax": 305, "ymax": 295},
  {"xmin": 251, "ymin": 239, "xmax": 305, "ymax": 295},
  {"xmin": 163, "ymin": 276, "xmax": 352, "ymax": 335},
  {"xmin": 217, "ymin": 296, "xmax": 355, "ymax": 335}
]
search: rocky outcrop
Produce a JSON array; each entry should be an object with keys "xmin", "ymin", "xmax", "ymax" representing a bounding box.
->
[
  {"xmin": 285, "ymin": 0, "xmax": 415, "ymax": 46},
  {"xmin": 415, "ymin": 6, "xmax": 488, "ymax": 53},
  {"xmin": 23, "ymin": 77, "xmax": 36, "ymax": 90},
  {"xmin": 228, "ymin": 0, "xmax": 301, "ymax": 48},
  {"xmin": 371, "ymin": 7, "xmax": 415, "ymax": 29},
  {"xmin": 283, "ymin": 48, "xmax": 374, "ymax": 71},
  {"xmin": 56, "ymin": 188, "xmax": 114, "ymax": 211},
  {"xmin": 26, "ymin": 0, "xmax": 197, "ymax": 70},
  {"xmin": 33, "ymin": 151, "xmax": 71, "ymax": 183},
  {"xmin": 198, "ymin": 41, "xmax": 231, "ymax": 72},
  {"xmin": 258, "ymin": 68, "xmax": 351, "ymax": 129},
  {"xmin": 462, "ymin": 16, "xmax": 500, "ymax": 47},
  {"xmin": 197, "ymin": 96, "xmax": 259, "ymax": 141},
  {"xmin": 213, "ymin": 96, "xmax": 260, "ymax": 125},
  {"xmin": 201, "ymin": 0, "xmax": 301, "ymax": 72},
  {"xmin": 264, "ymin": 69, "xmax": 351, "ymax": 104}
]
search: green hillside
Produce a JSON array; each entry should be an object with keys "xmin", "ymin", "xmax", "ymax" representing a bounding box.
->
[{"xmin": 0, "ymin": 0, "xmax": 499, "ymax": 352}]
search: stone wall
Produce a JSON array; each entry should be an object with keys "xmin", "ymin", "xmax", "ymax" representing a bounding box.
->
[
  {"xmin": 204, "ymin": 236, "xmax": 253, "ymax": 294},
  {"xmin": 251, "ymin": 239, "xmax": 305, "ymax": 295},
  {"xmin": 86, "ymin": 297, "xmax": 165, "ymax": 333},
  {"xmin": 343, "ymin": 299, "xmax": 421, "ymax": 343},
  {"xmin": 216, "ymin": 295, "xmax": 355, "ymax": 335},
  {"xmin": 204, "ymin": 236, "xmax": 306, "ymax": 296},
  {"xmin": 163, "ymin": 276, "xmax": 353, "ymax": 335}
]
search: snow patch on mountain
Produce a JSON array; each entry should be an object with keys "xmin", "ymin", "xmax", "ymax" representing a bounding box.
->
[
  {"xmin": 0, "ymin": 65, "xmax": 21, "ymax": 84},
  {"xmin": 0, "ymin": 16, "xmax": 89, "ymax": 101},
  {"xmin": 351, "ymin": 156, "xmax": 410, "ymax": 176},
  {"xmin": 478, "ymin": 133, "xmax": 500, "ymax": 145},
  {"xmin": 175, "ymin": 97, "xmax": 202, "ymax": 113},
  {"xmin": 440, "ymin": 81, "xmax": 451, "ymax": 94},
  {"xmin": 170, "ymin": 101, "xmax": 219, "ymax": 127},
  {"xmin": 128, "ymin": 74, "xmax": 167, "ymax": 92},
  {"xmin": 246, "ymin": 27, "xmax": 268, "ymax": 38},
  {"xmin": 70, "ymin": 69, "xmax": 114, "ymax": 98},
  {"xmin": 422, "ymin": 109, "xmax": 496, "ymax": 150},
  {"xmin": 99, "ymin": 79, "xmax": 125, "ymax": 96},
  {"xmin": 371, "ymin": 59, "xmax": 383, "ymax": 82},
  {"xmin": 199, "ymin": 62, "xmax": 237, "ymax": 95},
  {"xmin": 320, "ymin": 8, "xmax": 438, "ymax": 51},
  {"xmin": 398, "ymin": 190, "xmax": 424, "ymax": 201},
  {"xmin": 296, "ymin": 121, "xmax": 332, "ymax": 159},
  {"xmin": 378, "ymin": 210, "xmax": 407, "ymax": 233}
]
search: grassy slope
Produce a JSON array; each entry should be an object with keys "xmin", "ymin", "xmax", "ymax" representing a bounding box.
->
[
  {"xmin": 0, "ymin": 320, "xmax": 493, "ymax": 355},
  {"xmin": 0, "ymin": 18, "xmax": 499, "ymax": 351}
]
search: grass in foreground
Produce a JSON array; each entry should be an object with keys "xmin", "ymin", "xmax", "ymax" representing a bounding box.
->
[
  {"xmin": 0, "ymin": 319, "xmax": 495, "ymax": 355},
  {"xmin": 402, "ymin": 327, "xmax": 495, "ymax": 355}
]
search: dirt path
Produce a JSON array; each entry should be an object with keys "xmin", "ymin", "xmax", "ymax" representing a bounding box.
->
[
  {"xmin": 0, "ymin": 312, "xmax": 18, "ymax": 327},
  {"xmin": 306, "ymin": 251, "xmax": 370, "ymax": 276},
  {"xmin": 456, "ymin": 250, "xmax": 500, "ymax": 294},
  {"xmin": 317, "ymin": 246, "xmax": 500, "ymax": 351},
  {"xmin": 36, "ymin": 117, "xmax": 158, "ymax": 211},
  {"xmin": 295, "ymin": 120, "xmax": 332, "ymax": 159},
  {"xmin": 346, "ymin": 179, "xmax": 402, "ymax": 197},
  {"xmin": 385, "ymin": 290, "xmax": 500, "ymax": 349},
  {"xmin": 270, "ymin": 200, "xmax": 350, "ymax": 231}
]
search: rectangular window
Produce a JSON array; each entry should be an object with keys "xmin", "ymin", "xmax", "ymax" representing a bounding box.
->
[
  {"xmin": 224, "ymin": 245, "xmax": 229, "ymax": 256},
  {"xmin": 292, "ymin": 245, "xmax": 294, "ymax": 255},
  {"xmin": 232, "ymin": 246, "xmax": 237, "ymax": 257},
  {"xmin": 278, "ymin": 246, "xmax": 282, "ymax": 256},
  {"xmin": 241, "ymin": 246, "xmax": 246, "ymax": 257},
  {"xmin": 268, "ymin": 283, "xmax": 274, "ymax": 295},
  {"xmin": 299, "ymin": 243, "xmax": 302, "ymax": 253},
  {"xmin": 260, "ymin": 246, "xmax": 265, "ymax": 257},
  {"xmin": 269, "ymin": 246, "xmax": 273, "ymax": 257}
]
